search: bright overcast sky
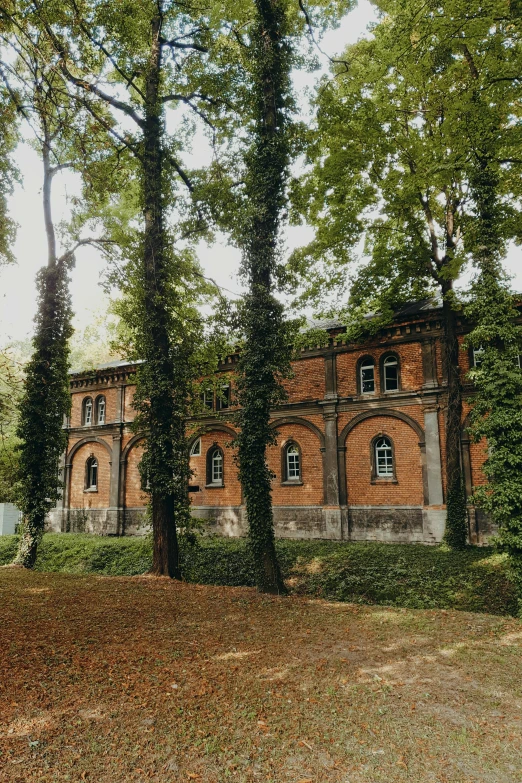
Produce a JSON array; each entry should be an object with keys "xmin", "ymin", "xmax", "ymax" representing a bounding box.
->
[{"xmin": 1, "ymin": 0, "xmax": 521, "ymax": 346}]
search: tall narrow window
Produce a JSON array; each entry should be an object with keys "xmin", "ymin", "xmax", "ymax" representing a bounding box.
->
[
  {"xmin": 285, "ymin": 443, "xmax": 301, "ymax": 481},
  {"xmin": 383, "ymin": 355, "xmax": 399, "ymax": 391},
  {"xmin": 211, "ymin": 448, "xmax": 223, "ymax": 483},
  {"xmin": 83, "ymin": 397, "xmax": 93, "ymax": 426},
  {"xmin": 360, "ymin": 358, "xmax": 375, "ymax": 394},
  {"xmin": 375, "ymin": 437, "xmax": 393, "ymax": 477},
  {"xmin": 96, "ymin": 396, "xmax": 106, "ymax": 425},
  {"xmin": 85, "ymin": 456, "xmax": 98, "ymax": 489},
  {"xmin": 200, "ymin": 387, "xmax": 214, "ymax": 411},
  {"xmin": 216, "ymin": 385, "xmax": 230, "ymax": 411}
]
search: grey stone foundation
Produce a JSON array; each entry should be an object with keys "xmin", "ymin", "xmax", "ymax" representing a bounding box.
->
[
  {"xmin": 347, "ymin": 505, "xmax": 425, "ymax": 543},
  {"xmin": 47, "ymin": 504, "xmax": 496, "ymax": 545}
]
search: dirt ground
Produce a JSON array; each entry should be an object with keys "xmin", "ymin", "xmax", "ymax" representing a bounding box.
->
[{"xmin": 0, "ymin": 570, "xmax": 521, "ymax": 783}]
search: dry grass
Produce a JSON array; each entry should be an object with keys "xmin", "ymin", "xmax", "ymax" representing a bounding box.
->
[{"xmin": 0, "ymin": 569, "xmax": 521, "ymax": 783}]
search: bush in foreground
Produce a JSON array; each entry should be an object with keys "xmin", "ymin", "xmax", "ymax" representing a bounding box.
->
[{"xmin": 0, "ymin": 533, "xmax": 516, "ymax": 615}]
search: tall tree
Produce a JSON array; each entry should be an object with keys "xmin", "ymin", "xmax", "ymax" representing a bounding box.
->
[
  {"xmin": 235, "ymin": 0, "xmax": 294, "ymax": 594},
  {"xmin": 461, "ymin": 19, "xmax": 522, "ymax": 611},
  {"xmin": 289, "ymin": 0, "xmax": 522, "ymax": 548},
  {"xmin": 0, "ymin": 14, "xmax": 115, "ymax": 566},
  {"xmin": 31, "ymin": 0, "xmax": 250, "ymax": 577}
]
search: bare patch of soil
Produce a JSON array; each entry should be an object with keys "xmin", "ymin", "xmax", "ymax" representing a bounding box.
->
[{"xmin": 0, "ymin": 570, "xmax": 521, "ymax": 782}]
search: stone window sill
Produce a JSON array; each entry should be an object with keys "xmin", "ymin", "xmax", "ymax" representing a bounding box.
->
[
  {"xmin": 281, "ymin": 480, "xmax": 303, "ymax": 486},
  {"xmin": 205, "ymin": 482, "xmax": 224, "ymax": 489},
  {"xmin": 84, "ymin": 487, "xmax": 98, "ymax": 493},
  {"xmin": 371, "ymin": 478, "xmax": 398, "ymax": 485}
]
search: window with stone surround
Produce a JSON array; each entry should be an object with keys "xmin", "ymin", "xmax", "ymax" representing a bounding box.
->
[
  {"xmin": 358, "ymin": 356, "xmax": 375, "ymax": 394},
  {"xmin": 282, "ymin": 441, "xmax": 302, "ymax": 484},
  {"xmin": 82, "ymin": 397, "xmax": 93, "ymax": 426},
  {"xmin": 85, "ymin": 455, "xmax": 98, "ymax": 490}
]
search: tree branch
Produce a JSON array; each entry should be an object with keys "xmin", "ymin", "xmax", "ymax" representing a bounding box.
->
[
  {"xmin": 57, "ymin": 237, "xmax": 117, "ymax": 265},
  {"xmin": 159, "ymin": 36, "xmax": 208, "ymax": 53}
]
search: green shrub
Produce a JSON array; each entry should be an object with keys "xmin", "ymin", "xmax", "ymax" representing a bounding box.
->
[{"xmin": 0, "ymin": 533, "xmax": 516, "ymax": 615}]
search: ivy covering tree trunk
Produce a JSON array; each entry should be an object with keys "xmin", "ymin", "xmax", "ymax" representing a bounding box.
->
[
  {"xmin": 466, "ymin": 159, "xmax": 522, "ymax": 613},
  {"xmin": 236, "ymin": 0, "xmax": 294, "ymax": 594},
  {"xmin": 15, "ymin": 137, "xmax": 73, "ymax": 568},
  {"xmin": 133, "ymin": 12, "xmax": 183, "ymax": 578},
  {"xmin": 441, "ymin": 288, "xmax": 468, "ymax": 549},
  {"xmin": 35, "ymin": 0, "xmax": 240, "ymax": 579}
]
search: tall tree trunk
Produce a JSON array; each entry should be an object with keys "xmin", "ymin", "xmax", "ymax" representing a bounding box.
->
[
  {"xmin": 140, "ymin": 12, "xmax": 181, "ymax": 578},
  {"xmin": 15, "ymin": 132, "xmax": 72, "ymax": 567},
  {"xmin": 236, "ymin": 0, "xmax": 292, "ymax": 594},
  {"xmin": 441, "ymin": 283, "xmax": 468, "ymax": 549}
]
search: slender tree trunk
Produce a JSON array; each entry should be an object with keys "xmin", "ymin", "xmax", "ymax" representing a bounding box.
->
[
  {"xmin": 441, "ymin": 283, "xmax": 468, "ymax": 549},
  {"xmin": 141, "ymin": 12, "xmax": 181, "ymax": 578},
  {"xmin": 236, "ymin": 0, "xmax": 291, "ymax": 594}
]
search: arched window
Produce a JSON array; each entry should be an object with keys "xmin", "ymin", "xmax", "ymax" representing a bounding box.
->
[
  {"xmin": 85, "ymin": 455, "xmax": 98, "ymax": 490},
  {"xmin": 190, "ymin": 438, "xmax": 201, "ymax": 457},
  {"xmin": 82, "ymin": 397, "xmax": 93, "ymax": 426},
  {"xmin": 359, "ymin": 357, "xmax": 375, "ymax": 394},
  {"xmin": 283, "ymin": 442, "xmax": 301, "ymax": 482},
  {"xmin": 96, "ymin": 395, "xmax": 106, "ymax": 425},
  {"xmin": 374, "ymin": 436, "xmax": 394, "ymax": 478},
  {"xmin": 382, "ymin": 354, "xmax": 400, "ymax": 392},
  {"xmin": 206, "ymin": 446, "xmax": 224, "ymax": 486}
]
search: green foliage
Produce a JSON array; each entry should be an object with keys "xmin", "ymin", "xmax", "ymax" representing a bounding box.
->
[
  {"xmin": 465, "ymin": 160, "xmax": 522, "ymax": 614},
  {"xmin": 444, "ymin": 477, "xmax": 468, "ymax": 550},
  {"xmin": 289, "ymin": 0, "xmax": 522, "ymax": 551},
  {"xmin": 0, "ymin": 533, "xmax": 516, "ymax": 615},
  {"xmin": 0, "ymin": 350, "xmax": 23, "ymax": 503},
  {"xmin": 14, "ymin": 263, "xmax": 73, "ymax": 566},
  {"xmin": 0, "ymin": 92, "xmax": 18, "ymax": 266}
]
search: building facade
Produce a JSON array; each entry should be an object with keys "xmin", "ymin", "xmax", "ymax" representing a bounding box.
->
[{"xmin": 47, "ymin": 301, "xmax": 493, "ymax": 544}]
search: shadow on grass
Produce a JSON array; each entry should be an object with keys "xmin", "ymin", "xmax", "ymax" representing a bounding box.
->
[{"xmin": 0, "ymin": 534, "xmax": 516, "ymax": 616}]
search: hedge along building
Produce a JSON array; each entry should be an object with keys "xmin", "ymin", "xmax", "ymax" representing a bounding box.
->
[{"xmin": 48, "ymin": 299, "xmax": 495, "ymax": 544}]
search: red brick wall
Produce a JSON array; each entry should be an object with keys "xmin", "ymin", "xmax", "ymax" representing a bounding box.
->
[
  {"xmin": 283, "ymin": 357, "xmax": 325, "ymax": 402},
  {"xmin": 189, "ymin": 420, "xmax": 325, "ymax": 507},
  {"xmin": 69, "ymin": 440, "xmax": 111, "ymax": 508},
  {"xmin": 458, "ymin": 335, "xmax": 472, "ymax": 376},
  {"xmin": 125, "ymin": 440, "xmax": 147, "ymax": 508},
  {"xmin": 469, "ymin": 441, "xmax": 488, "ymax": 487},
  {"xmin": 268, "ymin": 423, "xmax": 324, "ymax": 506},
  {"xmin": 70, "ymin": 388, "xmax": 119, "ymax": 427},
  {"xmin": 189, "ymin": 430, "xmax": 241, "ymax": 507},
  {"xmin": 336, "ymin": 342, "xmax": 424, "ymax": 397},
  {"xmin": 345, "ymin": 415, "xmax": 424, "ymax": 506},
  {"xmin": 123, "ymin": 386, "xmax": 137, "ymax": 422}
]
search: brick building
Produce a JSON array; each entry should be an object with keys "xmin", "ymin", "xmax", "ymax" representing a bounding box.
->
[{"xmin": 47, "ymin": 299, "xmax": 494, "ymax": 544}]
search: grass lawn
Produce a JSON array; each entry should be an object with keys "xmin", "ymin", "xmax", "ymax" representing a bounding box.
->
[
  {"xmin": 0, "ymin": 534, "xmax": 517, "ymax": 615},
  {"xmin": 1, "ymin": 569, "xmax": 521, "ymax": 782}
]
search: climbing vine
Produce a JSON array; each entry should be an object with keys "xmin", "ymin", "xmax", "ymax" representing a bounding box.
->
[
  {"xmin": 14, "ymin": 262, "xmax": 73, "ymax": 567},
  {"xmin": 466, "ymin": 161, "xmax": 522, "ymax": 614},
  {"xmin": 235, "ymin": 0, "xmax": 294, "ymax": 594}
]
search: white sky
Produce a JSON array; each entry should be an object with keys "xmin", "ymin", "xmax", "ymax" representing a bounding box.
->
[{"xmin": 0, "ymin": 0, "xmax": 521, "ymax": 346}]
